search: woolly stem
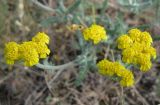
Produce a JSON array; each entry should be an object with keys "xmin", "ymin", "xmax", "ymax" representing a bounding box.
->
[{"xmin": 36, "ymin": 61, "xmax": 75, "ymax": 70}]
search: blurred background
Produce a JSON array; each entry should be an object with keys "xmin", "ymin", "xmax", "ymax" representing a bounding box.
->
[{"xmin": 0, "ymin": 0, "xmax": 160, "ymax": 105}]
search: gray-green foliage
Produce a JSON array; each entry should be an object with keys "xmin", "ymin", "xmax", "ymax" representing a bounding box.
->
[
  {"xmin": 40, "ymin": 0, "xmax": 82, "ymax": 27},
  {"xmin": 117, "ymin": 0, "xmax": 153, "ymax": 13}
]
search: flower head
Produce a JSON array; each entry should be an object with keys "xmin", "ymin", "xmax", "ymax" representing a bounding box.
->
[
  {"xmin": 82, "ymin": 24, "xmax": 107, "ymax": 44},
  {"xmin": 136, "ymin": 53, "xmax": 152, "ymax": 72},
  {"xmin": 4, "ymin": 42, "xmax": 19, "ymax": 65},
  {"xmin": 140, "ymin": 31, "xmax": 152, "ymax": 46},
  {"xmin": 117, "ymin": 34, "xmax": 133, "ymax": 49},
  {"xmin": 97, "ymin": 59, "xmax": 114, "ymax": 76},
  {"xmin": 122, "ymin": 48, "xmax": 136, "ymax": 63},
  {"xmin": 32, "ymin": 32, "xmax": 49, "ymax": 44},
  {"xmin": 19, "ymin": 41, "xmax": 39, "ymax": 66},
  {"xmin": 35, "ymin": 42, "xmax": 50, "ymax": 58},
  {"xmin": 128, "ymin": 28, "xmax": 141, "ymax": 42},
  {"xmin": 144, "ymin": 46, "xmax": 157, "ymax": 59},
  {"xmin": 120, "ymin": 70, "xmax": 134, "ymax": 87}
]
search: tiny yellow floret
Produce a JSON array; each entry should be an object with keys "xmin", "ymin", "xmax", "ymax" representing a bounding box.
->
[{"xmin": 82, "ymin": 24, "xmax": 107, "ymax": 44}]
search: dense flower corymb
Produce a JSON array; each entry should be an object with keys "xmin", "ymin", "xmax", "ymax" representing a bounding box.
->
[
  {"xmin": 4, "ymin": 32, "xmax": 50, "ymax": 66},
  {"xmin": 97, "ymin": 59, "xmax": 134, "ymax": 87},
  {"xmin": 82, "ymin": 24, "xmax": 107, "ymax": 44},
  {"xmin": 117, "ymin": 28, "xmax": 156, "ymax": 72}
]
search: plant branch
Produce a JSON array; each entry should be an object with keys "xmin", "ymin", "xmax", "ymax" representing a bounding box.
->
[
  {"xmin": 30, "ymin": 0, "xmax": 55, "ymax": 12},
  {"xmin": 36, "ymin": 61, "xmax": 75, "ymax": 70}
]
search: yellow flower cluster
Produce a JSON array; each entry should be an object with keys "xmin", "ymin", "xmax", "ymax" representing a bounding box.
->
[
  {"xmin": 97, "ymin": 59, "xmax": 134, "ymax": 87},
  {"xmin": 82, "ymin": 24, "xmax": 107, "ymax": 44},
  {"xmin": 117, "ymin": 28, "xmax": 156, "ymax": 72},
  {"xmin": 4, "ymin": 32, "xmax": 50, "ymax": 66}
]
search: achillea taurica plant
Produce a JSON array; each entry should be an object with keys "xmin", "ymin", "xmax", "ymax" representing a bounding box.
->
[
  {"xmin": 4, "ymin": 26, "xmax": 157, "ymax": 87},
  {"xmin": 4, "ymin": 32, "xmax": 50, "ymax": 66}
]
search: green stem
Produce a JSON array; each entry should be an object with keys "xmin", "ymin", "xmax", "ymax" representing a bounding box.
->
[
  {"xmin": 121, "ymin": 86, "xmax": 124, "ymax": 105},
  {"xmin": 36, "ymin": 61, "xmax": 75, "ymax": 70},
  {"xmin": 92, "ymin": 3, "xmax": 96, "ymax": 24}
]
